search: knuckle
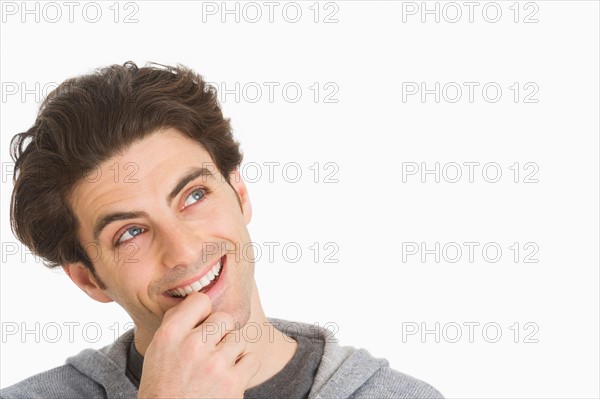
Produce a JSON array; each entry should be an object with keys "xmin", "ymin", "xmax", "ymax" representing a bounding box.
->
[
  {"xmin": 162, "ymin": 305, "xmax": 177, "ymax": 319},
  {"xmin": 154, "ymin": 324, "xmax": 176, "ymax": 344},
  {"xmin": 181, "ymin": 336, "xmax": 204, "ymax": 354},
  {"xmin": 209, "ymin": 353, "xmax": 229, "ymax": 371}
]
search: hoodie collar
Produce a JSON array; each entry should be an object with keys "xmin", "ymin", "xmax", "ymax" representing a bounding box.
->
[
  {"xmin": 67, "ymin": 328, "xmax": 137, "ymax": 398},
  {"xmin": 66, "ymin": 318, "xmax": 385, "ymax": 399},
  {"xmin": 267, "ymin": 318, "xmax": 386, "ymax": 399}
]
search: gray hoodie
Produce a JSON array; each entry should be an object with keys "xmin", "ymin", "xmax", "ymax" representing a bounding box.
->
[{"xmin": 0, "ymin": 318, "xmax": 444, "ymax": 399}]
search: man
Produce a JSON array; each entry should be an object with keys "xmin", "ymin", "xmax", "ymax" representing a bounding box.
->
[{"xmin": 1, "ymin": 62, "xmax": 443, "ymax": 398}]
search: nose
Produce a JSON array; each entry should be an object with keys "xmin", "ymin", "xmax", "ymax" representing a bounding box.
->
[{"xmin": 157, "ymin": 220, "xmax": 205, "ymax": 270}]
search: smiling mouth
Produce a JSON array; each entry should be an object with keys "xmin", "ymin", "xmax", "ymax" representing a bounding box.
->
[{"xmin": 166, "ymin": 256, "xmax": 224, "ymax": 298}]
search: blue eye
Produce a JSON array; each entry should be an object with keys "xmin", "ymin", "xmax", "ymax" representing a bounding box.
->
[
  {"xmin": 183, "ymin": 188, "xmax": 206, "ymax": 207},
  {"xmin": 117, "ymin": 226, "xmax": 145, "ymax": 245}
]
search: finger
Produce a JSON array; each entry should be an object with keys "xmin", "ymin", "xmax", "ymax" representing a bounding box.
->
[
  {"xmin": 217, "ymin": 330, "xmax": 248, "ymax": 361},
  {"xmin": 161, "ymin": 292, "xmax": 213, "ymax": 333},
  {"xmin": 234, "ymin": 352, "xmax": 261, "ymax": 385},
  {"xmin": 193, "ymin": 311, "xmax": 236, "ymax": 347}
]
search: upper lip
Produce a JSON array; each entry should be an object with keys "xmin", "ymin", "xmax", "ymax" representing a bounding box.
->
[{"xmin": 163, "ymin": 255, "xmax": 223, "ymax": 293}]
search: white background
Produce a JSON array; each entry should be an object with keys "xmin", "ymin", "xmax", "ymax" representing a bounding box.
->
[{"xmin": 1, "ymin": 1, "xmax": 599, "ymax": 398}]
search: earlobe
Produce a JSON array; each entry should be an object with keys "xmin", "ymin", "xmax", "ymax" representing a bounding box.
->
[
  {"xmin": 230, "ymin": 169, "xmax": 253, "ymax": 224},
  {"xmin": 62, "ymin": 263, "xmax": 113, "ymax": 303}
]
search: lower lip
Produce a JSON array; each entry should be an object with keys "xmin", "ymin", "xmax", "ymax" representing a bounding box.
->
[{"xmin": 164, "ymin": 255, "xmax": 226, "ymax": 301}]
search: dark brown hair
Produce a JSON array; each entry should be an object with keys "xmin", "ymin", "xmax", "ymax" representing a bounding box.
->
[{"xmin": 10, "ymin": 62, "xmax": 243, "ymax": 283}]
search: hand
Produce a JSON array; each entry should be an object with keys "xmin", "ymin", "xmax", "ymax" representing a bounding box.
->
[{"xmin": 137, "ymin": 292, "xmax": 261, "ymax": 398}]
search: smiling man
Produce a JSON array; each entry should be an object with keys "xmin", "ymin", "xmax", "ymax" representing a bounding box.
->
[{"xmin": 1, "ymin": 62, "xmax": 443, "ymax": 399}]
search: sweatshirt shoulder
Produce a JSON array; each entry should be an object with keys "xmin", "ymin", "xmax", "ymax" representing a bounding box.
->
[
  {"xmin": 312, "ymin": 341, "xmax": 444, "ymax": 399},
  {"xmin": 352, "ymin": 365, "xmax": 444, "ymax": 399},
  {"xmin": 0, "ymin": 364, "xmax": 106, "ymax": 399}
]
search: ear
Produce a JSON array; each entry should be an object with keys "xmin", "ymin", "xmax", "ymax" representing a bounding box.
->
[
  {"xmin": 229, "ymin": 169, "xmax": 252, "ymax": 224},
  {"xmin": 62, "ymin": 263, "xmax": 113, "ymax": 303}
]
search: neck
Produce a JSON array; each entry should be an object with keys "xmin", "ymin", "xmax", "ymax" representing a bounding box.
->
[{"xmin": 243, "ymin": 282, "xmax": 298, "ymax": 388}]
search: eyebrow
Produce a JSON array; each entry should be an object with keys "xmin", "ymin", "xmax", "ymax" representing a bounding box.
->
[
  {"xmin": 92, "ymin": 167, "xmax": 215, "ymax": 240},
  {"xmin": 93, "ymin": 211, "xmax": 149, "ymax": 241},
  {"xmin": 167, "ymin": 167, "xmax": 215, "ymax": 205}
]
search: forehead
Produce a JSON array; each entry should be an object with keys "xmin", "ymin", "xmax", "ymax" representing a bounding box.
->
[
  {"xmin": 77, "ymin": 128, "xmax": 216, "ymax": 186},
  {"xmin": 68, "ymin": 129, "xmax": 217, "ymax": 237},
  {"xmin": 113, "ymin": 129, "xmax": 213, "ymax": 169}
]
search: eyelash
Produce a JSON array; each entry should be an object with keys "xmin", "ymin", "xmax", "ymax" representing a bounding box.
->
[{"xmin": 111, "ymin": 186, "xmax": 210, "ymax": 248}]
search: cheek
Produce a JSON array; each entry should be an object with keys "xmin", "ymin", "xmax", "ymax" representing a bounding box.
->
[
  {"xmin": 199, "ymin": 204, "xmax": 243, "ymax": 235},
  {"xmin": 108, "ymin": 255, "xmax": 153, "ymax": 298},
  {"xmin": 111, "ymin": 275, "xmax": 153, "ymax": 310},
  {"xmin": 113, "ymin": 242, "xmax": 146, "ymax": 266}
]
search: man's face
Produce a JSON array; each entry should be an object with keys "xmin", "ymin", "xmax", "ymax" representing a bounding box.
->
[{"xmin": 68, "ymin": 128, "xmax": 255, "ymax": 345}]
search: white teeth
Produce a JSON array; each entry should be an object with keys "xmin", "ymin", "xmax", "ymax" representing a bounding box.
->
[{"xmin": 167, "ymin": 259, "xmax": 223, "ymax": 298}]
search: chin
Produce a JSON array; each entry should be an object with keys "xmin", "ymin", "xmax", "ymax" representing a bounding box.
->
[{"xmin": 219, "ymin": 298, "xmax": 253, "ymax": 331}]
